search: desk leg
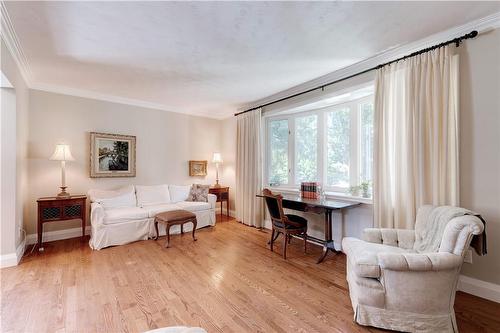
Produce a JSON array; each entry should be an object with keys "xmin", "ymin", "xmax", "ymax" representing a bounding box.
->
[{"xmin": 317, "ymin": 209, "xmax": 336, "ymax": 264}]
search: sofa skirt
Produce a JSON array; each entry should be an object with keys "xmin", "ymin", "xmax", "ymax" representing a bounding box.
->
[{"xmin": 89, "ymin": 209, "xmax": 216, "ymax": 250}]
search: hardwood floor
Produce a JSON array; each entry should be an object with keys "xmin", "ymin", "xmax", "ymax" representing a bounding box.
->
[{"xmin": 1, "ymin": 216, "xmax": 499, "ymax": 333}]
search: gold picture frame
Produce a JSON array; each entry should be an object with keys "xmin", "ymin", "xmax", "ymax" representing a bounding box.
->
[
  {"xmin": 189, "ymin": 160, "xmax": 207, "ymax": 177},
  {"xmin": 90, "ymin": 132, "xmax": 136, "ymax": 178}
]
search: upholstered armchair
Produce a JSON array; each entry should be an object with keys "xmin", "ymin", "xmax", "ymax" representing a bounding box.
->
[{"xmin": 342, "ymin": 205, "xmax": 485, "ymax": 333}]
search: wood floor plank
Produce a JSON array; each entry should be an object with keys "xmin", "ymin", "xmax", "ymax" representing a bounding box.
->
[{"xmin": 1, "ymin": 216, "xmax": 499, "ymax": 333}]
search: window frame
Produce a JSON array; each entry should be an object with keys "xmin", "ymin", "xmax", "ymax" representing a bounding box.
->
[{"xmin": 264, "ymin": 94, "xmax": 373, "ymax": 194}]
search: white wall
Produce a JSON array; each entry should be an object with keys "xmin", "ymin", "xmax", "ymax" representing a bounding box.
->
[
  {"xmin": 26, "ymin": 90, "xmax": 222, "ymax": 235},
  {"xmin": 1, "ymin": 87, "xmax": 17, "ymax": 256},
  {"xmin": 221, "ymin": 116, "xmax": 237, "ymax": 214},
  {"xmin": 458, "ymin": 28, "xmax": 500, "ymax": 285},
  {"xmin": 0, "ymin": 38, "xmax": 30, "ymax": 261}
]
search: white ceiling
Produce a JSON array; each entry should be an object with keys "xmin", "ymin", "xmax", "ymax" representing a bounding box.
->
[{"xmin": 5, "ymin": 1, "xmax": 500, "ymax": 119}]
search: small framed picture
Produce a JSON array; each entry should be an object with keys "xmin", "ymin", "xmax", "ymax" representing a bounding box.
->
[
  {"xmin": 189, "ymin": 160, "xmax": 207, "ymax": 177},
  {"xmin": 90, "ymin": 132, "xmax": 136, "ymax": 178}
]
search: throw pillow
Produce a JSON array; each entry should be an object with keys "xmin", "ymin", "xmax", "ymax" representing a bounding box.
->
[
  {"xmin": 187, "ymin": 185, "xmax": 197, "ymax": 202},
  {"xmin": 195, "ymin": 184, "xmax": 210, "ymax": 202},
  {"xmin": 188, "ymin": 184, "xmax": 210, "ymax": 202}
]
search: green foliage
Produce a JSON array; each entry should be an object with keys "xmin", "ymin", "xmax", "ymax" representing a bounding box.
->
[
  {"xmin": 269, "ymin": 120, "xmax": 288, "ymax": 185},
  {"xmin": 327, "ymin": 108, "xmax": 350, "ymax": 186},
  {"xmin": 295, "ymin": 115, "xmax": 317, "ymax": 183}
]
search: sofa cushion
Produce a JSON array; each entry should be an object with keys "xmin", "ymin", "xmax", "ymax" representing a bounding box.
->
[
  {"xmin": 175, "ymin": 201, "xmax": 211, "ymax": 212},
  {"xmin": 143, "ymin": 203, "xmax": 182, "ymax": 218},
  {"xmin": 89, "ymin": 186, "xmax": 136, "ymax": 209},
  {"xmin": 342, "ymin": 237, "xmax": 411, "ymax": 278},
  {"xmin": 136, "ymin": 185, "xmax": 170, "ymax": 206},
  {"xmin": 169, "ymin": 185, "xmax": 191, "ymax": 203},
  {"xmin": 103, "ymin": 207, "xmax": 149, "ymax": 225}
]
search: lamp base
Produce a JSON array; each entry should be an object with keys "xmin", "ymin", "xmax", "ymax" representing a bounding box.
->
[
  {"xmin": 213, "ymin": 180, "xmax": 221, "ymax": 188},
  {"xmin": 57, "ymin": 186, "xmax": 71, "ymax": 198}
]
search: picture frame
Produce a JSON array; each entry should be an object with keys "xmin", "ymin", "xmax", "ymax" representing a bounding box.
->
[
  {"xmin": 90, "ymin": 132, "xmax": 136, "ymax": 178},
  {"xmin": 189, "ymin": 160, "xmax": 207, "ymax": 177}
]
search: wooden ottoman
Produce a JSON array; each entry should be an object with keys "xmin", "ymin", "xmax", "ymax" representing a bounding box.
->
[{"xmin": 154, "ymin": 210, "xmax": 197, "ymax": 248}]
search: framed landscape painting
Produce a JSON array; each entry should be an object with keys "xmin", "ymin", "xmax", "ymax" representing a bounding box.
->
[
  {"xmin": 189, "ymin": 160, "xmax": 207, "ymax": 176},
  {"xmin": 90, "ymin": 132, "xmax": 136, "ymax": 178}
]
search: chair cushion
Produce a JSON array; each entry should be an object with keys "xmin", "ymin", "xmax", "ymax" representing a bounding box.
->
[
  {"xmin": 273, "ymin": 214, "xmax": 307, "ymax": 229},
  {"xmin": 342, "ymin": 237, "xmax": 412, "ymax": 278},
  {"xmin": 104, "ymin": 207, "xmax": 149, "ymax": 225},
  {"xmin": 136, "ymin": 184, "xmax": 171, "ymax": 206},
  {"xmin": 143, "ymin": 204, "xmax": 182, "ymax": 218},
  {"xmin": 176, "ymin": 201, "xmax": 211, "ymax": 212}
]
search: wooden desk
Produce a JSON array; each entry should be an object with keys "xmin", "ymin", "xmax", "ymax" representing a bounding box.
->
[
  {"xmin": 257, "ymin": 193, "xmax": 360, "ymax": 263},
  {"xmin": 37, "ymin": 195, "xmax": 87, "ymax": 251},
  {"xmin": 209, "ymin": 187, "xmax": 229, "ymax": 216}
]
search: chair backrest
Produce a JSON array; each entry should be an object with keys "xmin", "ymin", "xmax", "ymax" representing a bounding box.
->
[{"xmin": 262, "ymin": 189, "xmax": 286, "ymax": 225}]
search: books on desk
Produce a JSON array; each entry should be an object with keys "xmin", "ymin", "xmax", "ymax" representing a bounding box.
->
[{"xmin": 301, "ymin": 182, "xmax": 319, "ymax": 199}]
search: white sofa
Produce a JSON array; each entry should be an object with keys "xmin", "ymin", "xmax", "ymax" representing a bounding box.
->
[
  {"xmin": 342, "ymin": 205, "xmax": 485, "ymax": 333},
  {"xmin": 88, "ymin": 185, "xmax": 216, "ymax": 250}
]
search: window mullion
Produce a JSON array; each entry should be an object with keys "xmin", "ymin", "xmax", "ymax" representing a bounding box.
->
[
  {"xmin": 350, "ymin": 102, "xmax": 360, "ymax": 188},
  {"xmin": 318, "ymin": 111, "xmax": 325, "ymax": 187},
  {"xmin": 289, "ymin": 117, "xmax": 295, "ymax": 186}
]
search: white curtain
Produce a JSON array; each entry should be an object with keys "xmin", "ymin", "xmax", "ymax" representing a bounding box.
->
[
  {"xmin": 374, "ymin": 45, "xmax": 459, "ymax": 229},
  {"xmin": 235, "ymin": 108, "xmax": 263, "ymax": 227}
]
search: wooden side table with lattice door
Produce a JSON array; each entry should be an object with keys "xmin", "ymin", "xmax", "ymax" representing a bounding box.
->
[
  {"xmin": 209, "ymin": 186, "xmax": 229, "ymax": 217},
  {"xmin": 37, "ymin": 195, "xmax": 87, "ymax": 251}
]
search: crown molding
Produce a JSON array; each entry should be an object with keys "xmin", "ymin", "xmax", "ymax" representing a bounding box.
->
[
  {"xmin": 238, "ymin": 11, "xmax": 500, "ymax": 112},
  {"xmin": 0, "ymin": 1, "xmax": 32, "ymax": 85},
  {"xmin": 31, "ymin": 82, "xmax": 226, "ymax": 120}
]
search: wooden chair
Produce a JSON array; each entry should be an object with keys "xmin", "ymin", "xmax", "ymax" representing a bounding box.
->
[{"xmin": 262, "ymin": 189, "xmax": 308, "ymax": 259}]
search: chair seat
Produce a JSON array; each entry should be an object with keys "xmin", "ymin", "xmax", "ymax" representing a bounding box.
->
[{"xmin": 273, "ymin": 214, "xmax": 307, "ymax": 229}]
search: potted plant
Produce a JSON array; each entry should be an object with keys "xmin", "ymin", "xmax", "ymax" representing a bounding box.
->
[{"xmin": 348, "ymin": 181, "xmax": 372, "ymax": 198}]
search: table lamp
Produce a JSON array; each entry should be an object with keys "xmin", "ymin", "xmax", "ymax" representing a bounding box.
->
[
  {"xmin": 212, "ymin": 152, "xmax": 223, "ymax": 188},
  {"xmin": 50, "ymin": 144, "xmax": 75, "ymax": 197}
]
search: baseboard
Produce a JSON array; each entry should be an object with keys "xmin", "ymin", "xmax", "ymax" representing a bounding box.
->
[
  {"xmin": 458, "ymin": 275, "xmax": 500, "ymax": 303},
  {"xmin": 0, "ymin": 252, "xmax": 18, "ymax": 268},
  {"xmin": 26, "ymin": 227, "xmax": 91, "ymax": 245},
  {"xmin": 0, "ymin": 238, "xmax": 26, "ymax": 268}
]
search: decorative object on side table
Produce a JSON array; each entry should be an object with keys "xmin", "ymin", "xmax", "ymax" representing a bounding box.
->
[
  {"xmin": 37, "ymin": 195, "xmax": 87, "ymax": 251},
  {"xmin": 189, "ymin": 160, "xmax": 207, "ymax": 176},
  {"xmin": 209, "ymin": 186, "xmax": 229, "ymax": 216},
  {"xmin": 212, "ymin": 152, "xmax": 223, "ymax": 188},
  {"xmin": 90, "ymin": 132, "xmax": 136, "ymax": 178},
  {"xmin": 50, "ymin": 144, "xmax": 75, "ymax": 197}
]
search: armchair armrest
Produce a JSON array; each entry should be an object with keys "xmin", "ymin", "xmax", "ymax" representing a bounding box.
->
[
  {"xmin": 208, "ymin": 194, "xmax": 217, "ymax": 209},
  {"xmin": 90, "ymin": 202, "xmax": 105, "ymax": 227},
  {"xmin": 378, "ymin": 252, "xmax": 463, "ymax": 272},
  {"xmin": 363, "ymin": 228, "xmax": 415, "ymax": 249}
]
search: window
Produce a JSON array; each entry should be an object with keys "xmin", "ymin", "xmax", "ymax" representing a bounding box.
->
[
  {"xmin": 295, "ymin": 114, "xmax": 318, "ymax": 183},
  {"xmin": 265, "ymin": 92, "xmax": 374, "ymax": 195},
  {"xmin": 268, "ymin": 119, "xmax": 289, "ymax": 186},
  {"xmin": 327, "ymin": 107, "xmax": 350, "ymax": 187}
]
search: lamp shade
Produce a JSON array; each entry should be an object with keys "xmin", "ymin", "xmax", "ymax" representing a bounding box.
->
[
  {"xmin": 50, "ymin": 144, "xmax": 75, "ymax": 161},
  {"xmin": 212, "ymin": 152, "xmax": 223, "ymax": 163}
]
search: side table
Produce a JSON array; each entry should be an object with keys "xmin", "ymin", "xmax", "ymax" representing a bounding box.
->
[
  {"xmin": 37, "ymin": 195, "xmax": 87, "ymax": 251},
  {"xmin": 209, "ymin": 186, "xmax": 229, "ymax": 216}
]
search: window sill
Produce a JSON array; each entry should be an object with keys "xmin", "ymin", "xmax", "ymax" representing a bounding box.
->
[{"xmin": 267, "ymin": 186, "xmax": 373, "ymax": 205}]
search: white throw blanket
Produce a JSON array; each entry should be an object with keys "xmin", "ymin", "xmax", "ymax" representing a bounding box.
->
[{"xmin": 413, "ymin": 205, "xmax": 475, "ymax": 253}]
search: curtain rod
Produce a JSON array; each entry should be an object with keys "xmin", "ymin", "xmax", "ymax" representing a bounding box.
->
[{"xmin": 234, "ymin": 30, "xmax": 478, "ymax": 117}]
